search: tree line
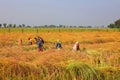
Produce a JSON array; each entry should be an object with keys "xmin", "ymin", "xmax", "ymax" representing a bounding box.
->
[
  {"xmin": 0, "ymin": 19, "xmax": 120, "ymax": 28},
  {"xmin": 0, "ymin": 23, "xmax": 94, "ymax": 28},
  {"xmin": 0, "ymin": 23, "xmax": 30, "ymax": 28},
  {"xmin": 108, "ymin": 19, "xmax": 120, "ymax": 28}
]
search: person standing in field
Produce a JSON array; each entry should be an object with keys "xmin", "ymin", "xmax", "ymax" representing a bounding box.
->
[
  {"xmin": 34, "ymin": 36, "xmax": 44, "ymax": 45},
  {"xmin": 18, "ymin": 38, "xmax": 22, "ymax": 46},
  {"xmin": 56, "ymin": 39, "xmax": 62, "ymax": 50},
  {"xmin": 73, "ymin": 41, "xmax": 80, "ymax": 51},
  {"xmin": 37, "ymin": 36, "xmax": 44, "ymax": 52}
]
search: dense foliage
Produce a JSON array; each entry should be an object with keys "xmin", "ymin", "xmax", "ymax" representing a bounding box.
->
[{"xmin": 108, "ymin": 19, "xmax": 120, "ymax": 28}]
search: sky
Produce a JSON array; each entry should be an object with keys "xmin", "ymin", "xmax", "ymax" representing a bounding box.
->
[{"xmin": 0, "ymin": 0, "xmax": 120, "ymax": 27}]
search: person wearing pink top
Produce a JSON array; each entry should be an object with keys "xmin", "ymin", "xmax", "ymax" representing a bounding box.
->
[{"xmin": 73, "ymin": 41, "xmax": 80, "ymax": 51}]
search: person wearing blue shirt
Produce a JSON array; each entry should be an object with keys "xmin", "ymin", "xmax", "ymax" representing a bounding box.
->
[{"xmin": 56, "ymin": 39, "xmax": 62, "ymax": 50}]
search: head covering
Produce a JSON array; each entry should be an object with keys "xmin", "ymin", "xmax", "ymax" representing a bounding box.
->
[
  {"xmin": 57, "ymin": 39, "xmax": 60, "ymax": 42},
  {"xmin": 57, "ymin": 39, "xmax": 61, "ymax": 43},
  {"xmin": 75, "ymin": 41, "xmax": 79, "ymax": 44}
]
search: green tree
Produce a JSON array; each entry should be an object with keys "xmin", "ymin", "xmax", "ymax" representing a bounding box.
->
[
  {"xmin": 115, "ymin": 19, "xmax": 120, "ymax": 25},
  {"xmin": 13, "ymin": 24, "xmax": 16, "ymax": 28},
  {"xmin": 44, "ymin": 25, "xmax": 48, "ymax": 28},
  {"xmin": 115, "ymin": 19, "xmax": 120, "ymax": 28},
  {"xmin": 19, "ymin": 25, "xmax": 22, "ymax": 28},
  {"xmin": 108, "ymin": 19, "xmax": 120, "ymax": 28},
  {"xmin": 49, "ymin": 25, "xmax": 56, "ymax": 28},
  {"xmin": 0, "ymin": 24, "xmax": 2, "ymax": 28},
  {"xmin": 108, "ymin": 24, "xmax": 115, "ymax": 28},
  {"xmin": 8, "ymin": 24, "xmax": 12, "ymax": 28},
  {"xmin": 3, "ymin": 23, "xmax": 7, "ymax": 28},
  {"xmin": 22, "ymin": 24, "xmax": 25, "ymax": 27}
]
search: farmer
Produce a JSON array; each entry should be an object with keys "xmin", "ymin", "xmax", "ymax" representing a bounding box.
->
[
  {"xmin": 34, "ymin": 36, "xmax": 39, "ymax": 44},
  {"xmin": 28, "ymin": 37, "xmax": 33, "ymax": 45},
  {"xmin": 56, "ymin": 39, "xmax": 62, "ymax": 50},
  {"xmin": 73, "ymin": 41, "xmax": 80, "ymax": 51},
  {"xmin": 34, "ymin": 36, "xmax": 44, "ymax": 45},
  {"xmin": 18, "ymin": 38, "xmax": 22, "ymax": 46},
  {"xmin": 34, "ymin": 36, "xmax": 44, "ymax": 52},
  {"xmin": 37, "ymin": 38, "xmax": 44, "ymax": 52}
]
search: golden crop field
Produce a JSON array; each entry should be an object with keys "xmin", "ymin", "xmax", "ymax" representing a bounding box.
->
[{"xmin": 0, "ymin": 28, "xmax": 120, "ymax": 80}]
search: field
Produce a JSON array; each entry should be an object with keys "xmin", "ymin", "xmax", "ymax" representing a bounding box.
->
[{"xmin": 0, "ymin": 28, "xmax": 120, "ymax": 80}]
